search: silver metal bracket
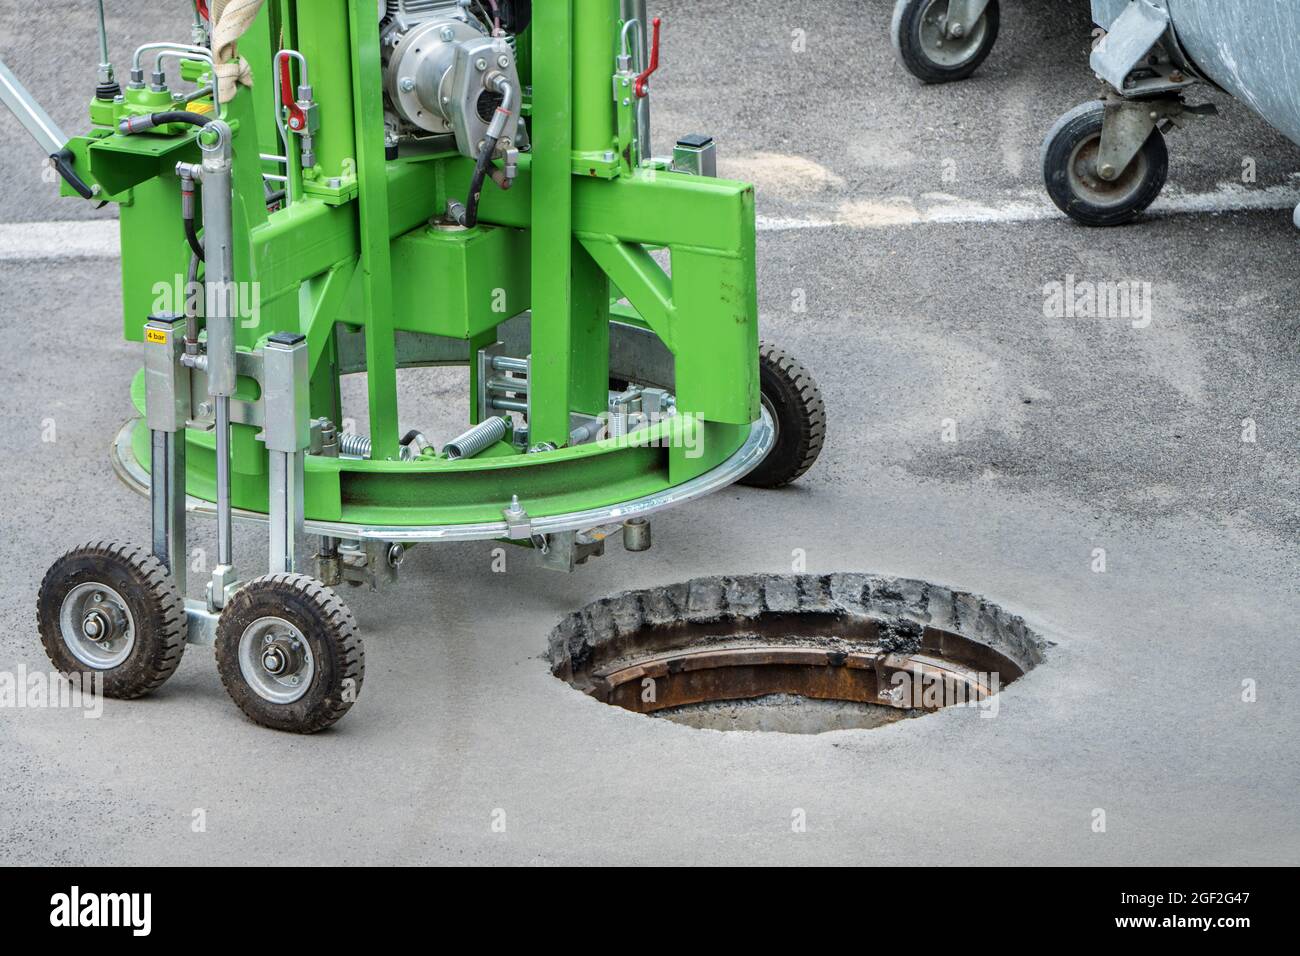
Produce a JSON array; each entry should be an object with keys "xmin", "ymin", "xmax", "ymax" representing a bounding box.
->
[
  {"xmin": 260, "ymin": 333, "xmax": 310, "ymax": 575},
  {"xmin": 943, "ymin": 0, "xmax": 992, "ymax": 39},
  {"xmin": 336, "ymin": 539, "xmax": 402, "ymax": 591},
  {"xmin": 538, "ymin": 528, "xmax": 610, "ymax": 573},
  {"xmin": 144, "ymin": 314, "xmax": 191, "ymax": 596},
  {"xmin": 184, "ymin": 599, "xmax": 219, "ymax": 646},
  {"xmin": 503, "ymin": 495, "xmax": 532, "ymax": 540},
  {"xmin": 1097, "ymin": 96, "xmax": 1213, "ymax": 181}
]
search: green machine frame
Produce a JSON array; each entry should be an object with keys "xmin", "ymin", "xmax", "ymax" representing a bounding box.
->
[
  {"xmin": 95, "ymin": 0, "xmax": 763, "ymax": 533},
  {"xmin": 8, "ymin": 0, "xmax": 824, "ymax": 733}
]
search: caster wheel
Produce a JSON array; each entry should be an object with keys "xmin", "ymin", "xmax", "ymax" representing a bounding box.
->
[
  {"xmin": 36, "ymin": 542, "xmax": 186, "ymax": 698},
  {"xmin": 1043, "ymin": 101, "xmax": 1169, "ymax": 227},
  {"xmin": 215, "ymin": 573, "xmax": 364, "ymax": 733},
  {"xmin": 893, "ymin": 0, "xmax": 1001, "ymax": 84},
  {"xmin": 741, "ymin": 343, "xmax": 826, "ymax": 489}
]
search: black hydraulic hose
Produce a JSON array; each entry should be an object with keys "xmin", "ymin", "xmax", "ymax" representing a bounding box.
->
[
  {"xmin": 184, "ymin": 213, "xmax": 204, "ymax": 260},
  {"xmin": 461, "ymin": 133, "xmax": 500, "ymax": 229},
  {"xmin": 184, "ymin": 252, "xmax": 202, "ymax": 353},
  {"xmin": 180, "ymin": 170, "xmax": 204, "ymax": 259},
  {"xmin": 118, "ymin": 111, "xmax": 214, "ymax": 135}
]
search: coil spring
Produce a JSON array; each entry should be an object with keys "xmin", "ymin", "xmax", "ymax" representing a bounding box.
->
[
  {"xmin": 339, "ymin": 433, "xmax": 418, "ymax": 460},
  {"xmin": 444, "ymin": 416, "xmax": 509, "ymax": 460}
]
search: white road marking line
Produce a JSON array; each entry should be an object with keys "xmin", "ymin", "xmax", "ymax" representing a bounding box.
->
[
  {"xmin": 758, "ymin": 182, "xmax": 1300, "ymax": 232},
  {"xmin": 0, "ymin": 219, "xmax": 120, "ymax": 261},
  {"xmin": 1, "ymin": 182, "xmax": 1297, "ymax": 260}
]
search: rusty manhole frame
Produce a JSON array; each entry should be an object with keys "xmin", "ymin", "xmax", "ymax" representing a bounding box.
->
[{"xmin": 549, "ymin": 573, "xmax": 1045, "ymax": 728}]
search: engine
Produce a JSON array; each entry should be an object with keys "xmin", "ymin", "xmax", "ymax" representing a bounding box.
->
[{"xmin": 379, "ymin": 0, "xmax": 529, "ymax": 159}]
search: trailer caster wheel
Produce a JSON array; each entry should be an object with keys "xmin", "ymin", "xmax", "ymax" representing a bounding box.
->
[
  {"xmin": 742, "ymin": 344, "xmax": 826, "ymax": 489},
  {"xmin": 215, "ymin": 573, "xmax": 364, "ymax": 734},
  {"xmin": 36, "ymin": 542, "xmax": 186, "ymax": 699},
  {"xmin": 1043, "ymin": 101, "xmax": 1169, "ymax": 227},
  {"xmin": 893, "ymin": 0, "xmax": 1000, "ymax": 84}
]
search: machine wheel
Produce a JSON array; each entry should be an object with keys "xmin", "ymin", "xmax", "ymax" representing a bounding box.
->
[
  {"xmin": 893, "ymin": 0, "xmax": 1001, "ymax": 84},
  {"xmin": 36, "ymin": 542, "xmax": 186, "ymax": 698},
  {"xmin": 742, "ymin": 344, "xmax": 826, "ymax": 489},
  {"xmin": 215, "ymin": 573, "xmax": 364, "ymax": 733},
  {"xmin": 1042, "ymin": 101, "xmax": 1169, "ymax": 227}
]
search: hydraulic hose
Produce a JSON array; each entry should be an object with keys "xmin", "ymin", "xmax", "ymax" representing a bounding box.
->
[
  {"xmin": 118, "ymin": 110, "xmax": 214, "ymax": 135},
  {"xmin": 178, "ymin": 165, "xmax": 205, "ymax": 259},
  {"xmin": 184, "ymin": 252, "xmax": 201, "ymax": 354},
  {"xmin": 459, "ymin": 76, "xmax": 516, "ymax": 228},
  {"xmin": 461, "ymin": 134, "xmax": 500, "ymax": 229},
  {"xmin": 184, "ymin": 212, "xmax": 204, "ymax": 260}
]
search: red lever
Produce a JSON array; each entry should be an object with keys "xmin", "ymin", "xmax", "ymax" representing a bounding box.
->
[
  {"xmin": 196, "ymin": 0, "xmax": 210, "ymax": 20},
  {"xmin": 634, "ymin": 17, "xmax": 661, "ymax": 99},
  {"xmin": 280, "ymin": 56, "xmax": 307, "ymax": 132}
]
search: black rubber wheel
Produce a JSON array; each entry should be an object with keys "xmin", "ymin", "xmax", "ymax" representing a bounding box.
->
[
  {"xmin": 741, "ymin": 344, "xmax": 826, "ymax": 489},
  {"xmin": 215, "ymin": 573, "xmax": 364, "ymax": 733},
  {"xmin": 893, "ymin": 0, "xmax": 1001, "ymax": 84},
  {"xmin": 37, "ymin": 541, "xmax": 186, "ymax": 699},
  {"xmin": 1042, "ymin": 101, "xmax": 1169, "ymax": 227}
]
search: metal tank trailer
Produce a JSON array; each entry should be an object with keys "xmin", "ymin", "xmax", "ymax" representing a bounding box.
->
[
  {"xmin": 0, "ymin": 0, "xmax": 826, "ymax": 733},
  {"xmin": 1044, "ymin": 0, "xmax": 1300, "ymax": 226}
]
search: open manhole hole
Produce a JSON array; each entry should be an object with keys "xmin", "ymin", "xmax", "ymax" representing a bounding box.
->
[{"xmin": 550, "ymin": 574, "xmax": 1045, "ymax": 734}]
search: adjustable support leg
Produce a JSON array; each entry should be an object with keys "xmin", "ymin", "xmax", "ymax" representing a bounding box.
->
[
  {"xmin": 261, "ymin": 333, "xmax": 310, "ymax": 575},
  {"xmin": 144, "ymin": 313, "xmax": 191, "ymax": 595}
]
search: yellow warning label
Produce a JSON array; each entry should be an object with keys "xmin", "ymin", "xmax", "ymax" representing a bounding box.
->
[{"xmin": 145, "ymin": 329, "xmax": 168, "ymax": 345}]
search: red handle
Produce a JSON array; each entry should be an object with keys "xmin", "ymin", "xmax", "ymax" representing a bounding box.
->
[
  {"xmin": 280, "ymin": 56, "xmax": 307, "ymax": 132},
  {"xmin": 196, "ymin": 0, "xmax": 210, "ymax": 20},
  {"xmin": 634, "ymin": 17, "xmax": 661, "ymax": 99}
]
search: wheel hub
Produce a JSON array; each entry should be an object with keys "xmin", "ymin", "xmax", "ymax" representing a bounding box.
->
[
  {"xmin": 239, "ymin": 618, "xmax": 314, "ymax": 704},
  {"xmin": 59, "ymin": 583, "xmax": 136, "ymax": 669},
  {"xmin": 1069, "ymin": 135, "xmax": 1147, "ymax": 207},
  {"xmin": 921, "ymin": 0, "xmax": 988, "ymax": 66}
]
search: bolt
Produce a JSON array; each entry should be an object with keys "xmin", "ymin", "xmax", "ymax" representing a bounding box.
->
[
  {"xmin": 498, "ymin": 55, "xmax": 510, "ymax": 68},
  {"xmin": 93, "ymin": 593, "xmax": 104, "ymax": 603},
  {"xmin": 1099, "ymin": 163, "xmax": 1116, "ymax": 179},
  {"xmin": 99, "ymin": 641, "xmax": 113, "ymax": 651},
  {"xmin": 475, "ymin": 58, "xmax": 487, "ymax": 71},
  {"xmin": 288, "ymin": 675, "xmax": 300, "ymax": 685},
  {"xmin": 440, "ymin": 27, "xmax": 455, "ymax": 42},
  {"xmin": 950, "ymin": 22, "xmax": 966, "ymax": 38},
  {"xmin": 400, "ymin": 77, "xmax": 415, "ymax": 93}
]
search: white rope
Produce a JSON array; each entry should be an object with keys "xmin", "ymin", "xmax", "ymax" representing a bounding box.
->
[{"xmin": 210, "ymin": 0, "xmax": 266, "ymax": 103}]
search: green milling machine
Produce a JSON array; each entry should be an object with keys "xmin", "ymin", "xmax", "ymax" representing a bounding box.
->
[{"xmin": 0, "ymin": 0, "xmax": 825, "ymax": 732}]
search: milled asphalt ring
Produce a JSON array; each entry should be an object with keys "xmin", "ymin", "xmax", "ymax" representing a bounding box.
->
[{"xmin": 550, "ymin": 573, "xmax": 1047, "ymax": 730}]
